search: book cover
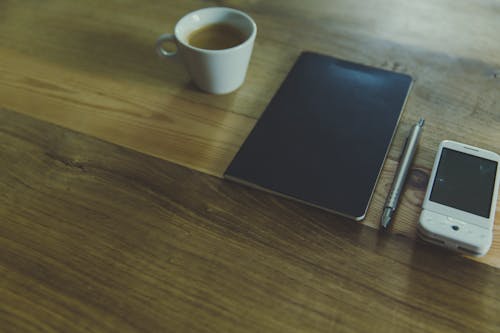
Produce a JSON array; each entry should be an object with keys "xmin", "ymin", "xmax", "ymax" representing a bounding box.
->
[{"xmin": 225, "ymin": 52, "xmax": 413, "ymax": 220}]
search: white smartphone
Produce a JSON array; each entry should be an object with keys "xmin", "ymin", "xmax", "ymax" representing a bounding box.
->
[{"xmin": 418, "ymin": 140, "xmax": 500, "ymax": 256}]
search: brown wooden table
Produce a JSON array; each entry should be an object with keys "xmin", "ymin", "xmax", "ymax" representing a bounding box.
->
[{"xmin": 1, "ymin": 0, "xmax": 500, "ymax": 331}]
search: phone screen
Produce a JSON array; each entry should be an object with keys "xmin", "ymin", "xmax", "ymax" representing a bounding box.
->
[{"xmin": 430, "ymin": 148, "xmax": 498, "ymax": 218}]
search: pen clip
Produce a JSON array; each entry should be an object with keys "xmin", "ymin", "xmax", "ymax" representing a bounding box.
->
[{"xmin": 399, "ymin": 137, "xmax": 409, "ymax": 161}]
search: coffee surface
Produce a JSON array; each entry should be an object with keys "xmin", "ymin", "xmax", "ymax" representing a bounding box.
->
[{"xmin": 188, "ymin": 23, "xmax": 247, "ymax": 50}]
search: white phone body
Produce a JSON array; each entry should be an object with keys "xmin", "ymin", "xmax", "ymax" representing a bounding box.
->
[{"xmin": 418, "ymin": 140, "xmax": 500, "ymax": 256}]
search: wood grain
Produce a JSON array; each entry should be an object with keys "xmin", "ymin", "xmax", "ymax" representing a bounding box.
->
[
  {"xmin": 1, "ymin": 108, "xmax": 500, "ymax": 332},
  {"xmin": 0, "ymin": 0, "xmax": 500, "ymax": 266}
]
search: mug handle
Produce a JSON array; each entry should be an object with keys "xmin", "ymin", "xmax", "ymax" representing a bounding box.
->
[{"xmin": 156, "ymin": 33, "xmax": 177, "ymax": 58}]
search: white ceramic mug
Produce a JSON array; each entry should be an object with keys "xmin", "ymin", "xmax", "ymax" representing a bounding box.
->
[{"xmin": 156, "ymin": 7, "xmax": 257, "ymax": 94}]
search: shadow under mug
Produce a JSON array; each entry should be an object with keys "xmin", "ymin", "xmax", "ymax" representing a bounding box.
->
[{"xmin": 156, "ymin": 7, "xmax": 257, "ymax": 94}]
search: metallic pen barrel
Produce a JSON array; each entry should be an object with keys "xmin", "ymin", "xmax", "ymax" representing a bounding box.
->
[{"xmin": 381, "ymin": 118, "xmax": 425, "ymax": 229}]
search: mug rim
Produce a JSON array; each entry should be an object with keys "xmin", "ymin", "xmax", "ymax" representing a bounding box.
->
[{"xmin": 174, "ymin": 7, "xmax": 257, "ymax": 54}]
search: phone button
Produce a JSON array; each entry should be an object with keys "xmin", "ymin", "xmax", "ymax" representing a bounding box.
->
[{"xmin": 447, "ymin": 216, "xmax": 467, "ymax": 225}]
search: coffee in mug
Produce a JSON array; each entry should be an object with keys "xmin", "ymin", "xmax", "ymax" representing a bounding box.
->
[{"xmin": 187, "ymin": 23, "xmax": 247, "ymax": 50}]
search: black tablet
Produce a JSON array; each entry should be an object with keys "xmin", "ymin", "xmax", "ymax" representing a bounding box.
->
[{"xmin": 225, "ymin": 52, "xmax": 413, "ymax": 220}]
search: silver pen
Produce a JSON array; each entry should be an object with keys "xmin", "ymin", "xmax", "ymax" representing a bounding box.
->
[{"xmin": 381, "ymin": 118, "xmax": 425, "ymax": 229}]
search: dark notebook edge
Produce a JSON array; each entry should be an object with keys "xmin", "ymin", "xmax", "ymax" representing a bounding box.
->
[
  {"xmin": 357, "ymin": 78, "xmax": 414, "ymax": 219},
  {"xmin": 224, "ymin": 174, "xmax": 363, "ymax": 220}
]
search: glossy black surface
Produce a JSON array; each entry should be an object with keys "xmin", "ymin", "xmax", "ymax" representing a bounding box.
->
[
  {"xmin": 430, "ymin": 148, "xmax": 498, "ymax": 218},
  {"xmin": 225, "ymin": 52, "xmax": 412, "ymax": 219}
]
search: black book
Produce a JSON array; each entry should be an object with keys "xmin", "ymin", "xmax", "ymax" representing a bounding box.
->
[{"xmin": 224, "ymin": 52, "xmax": 413, "ymax": 220}]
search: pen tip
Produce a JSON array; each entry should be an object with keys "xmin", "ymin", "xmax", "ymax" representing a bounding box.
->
[
  {"xmin": 418, "ymin": 118, "xmax": 425, "ymax": 127},
  {"xmin": 380, "ymin": 209, "xmax": 393, "ymax": 229}
]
